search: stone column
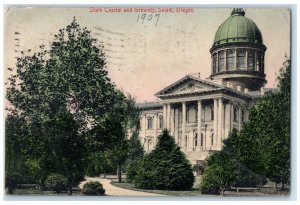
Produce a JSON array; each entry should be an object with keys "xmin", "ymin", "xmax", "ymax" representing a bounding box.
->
[
  {"xmin": 182, "ymin": 102, "xmax": 186, "ymax": 148},
  {"xmin": 218, "ymin": 98, "xmax": 223, "ymax": 146},
  {"xmin": 238, "ymin": 106, "xmax": 242, "ymax": 131},
  {"xmin": 224, "ymin": 103, "xmax": 231, "ymax": 139},
  {"xmin": 254, "ymin": 50, "xmax": 257, "ymax": 71},
  {"xmin": 197, "ymin": 100, "xmax": 202, "ymax": 149},
  {"xmin": 163, "ymin": 104, "xmax": 167, "ymax": 129},
  {"xmin": 154, "ymin": 113, "xmax": 158, "ymax": 143},
  {"xmin": 213, "ymin": 99, "xmax": 218, "ymax": 147},
  {"xmin": 230, "ymin": 103, "xmax": 234, "ymax": 130},
  {"xmin": 170, "ymin": 107, "xmax": 175, "ymax": 136},
  {"xmin": 245, "ymin": 49, "xmax": 248, "ymax": 70},
  {"xmin": 234, "ymin": 49, "xmax": 237, "ymax": 70},
  {"xmin": 224, "ymin": 49, "xmax": 227, "ymax": 70},
  {"xmin": 143, "ymin": 114, "xmax": 147, "ymax": 140},
  {"xmin": 167, "ymin": 103, "xmax": 171, "ymax": 130},
  {"xmin": 216, "ymin": 52, "xmax": 219, "ymax": 72}
]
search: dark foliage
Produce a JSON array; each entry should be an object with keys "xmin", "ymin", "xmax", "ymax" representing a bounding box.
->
[
  {"xmin": 44, "ymin": 174, "xmax": 68, "ymax": 193},
  {"xmin": 135, "ymin": 129, "xmax": 194, "ymax": 190},
  {"xmin": 82, "ymin": 181, "xmax": 105, "ymax": 195}
]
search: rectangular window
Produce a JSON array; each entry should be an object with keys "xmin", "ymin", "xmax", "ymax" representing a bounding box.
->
[
  {"xmin": 213, "ymin": 53, "xmax": 217, "ymax": 73},
  {"xmin": 242, "ymin": 110, "xmax": 245, "ymax": 123},
  {"xmin": 247, "ymin": 50, "xmax": 255, "ymax": 70},
  {"xmin": 218, "ymin": 51, "xmax": 225, "ymax": 71},
  {"xmin": 147, "ymin": 117, "xmax": 153, "ymax": 129},
  {"xmin": 211, "ymin": 106, "xmax": 214, "ymax": 121},
  {"xmin": 226, "ymin": 49, "xmax": 235, "ymax": 70},
  {"xmin": 234, "ymin": 108, "xmax": 238, "ymax": 122},
  {"xmin": 237, "ymin": 49, "xmax": 246, "ymax": 70},
  {"xmin": 159, "ymin": 116, "xmax": 163, "ymax": 129}
]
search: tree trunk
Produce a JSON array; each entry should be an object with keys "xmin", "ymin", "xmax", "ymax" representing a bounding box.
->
[
  {"xmin": 117, "ymin": 162, "xmax": 122, "ymax": 183},
  {"xmin": 281, "ymin": 182, "xmax": 285, "ymax": 191},
  {"xmin": 103, "ymin": 169, "xmax": 106, "ymax": 179},
  {"xmin": 274, "ymin": 182, "xmax": 277, "ymax": 190},
  {"xmin": 220, "ymin": 188, "xmax": 225, "ymax": 196}
]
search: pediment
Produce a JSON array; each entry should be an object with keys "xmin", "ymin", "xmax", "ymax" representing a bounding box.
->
[
  {"xmin": 155, "ymin": 75, "xmax": 222, "ymax": 96},
  {"xmin": 169, "ymin": 80, "xmax": 212, "ymax": 94}
]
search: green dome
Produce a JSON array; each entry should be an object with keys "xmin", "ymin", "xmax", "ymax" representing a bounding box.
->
[{"xmin": 213, "ymin": 9, "xmax": 263, "ymax": 46}]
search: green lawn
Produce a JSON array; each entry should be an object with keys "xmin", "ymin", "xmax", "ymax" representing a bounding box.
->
[{"xmin": 111, "ymin": 181, "xmax": 203, "ymax": 196}]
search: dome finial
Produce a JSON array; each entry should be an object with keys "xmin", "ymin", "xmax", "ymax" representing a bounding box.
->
[{"xmin": 231, "ymin": 8, "xmax": 245, "ymax": 16}]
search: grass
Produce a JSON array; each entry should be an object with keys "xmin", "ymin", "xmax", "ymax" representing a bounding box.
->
[{"xmin": 111, "ymin": 181, "xmax": 203, "ymax": 196}]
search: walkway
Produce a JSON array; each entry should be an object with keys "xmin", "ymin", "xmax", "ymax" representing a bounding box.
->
[{"xmin": 79, "ymin": 177, "xmax": 166, "ymax": 196}]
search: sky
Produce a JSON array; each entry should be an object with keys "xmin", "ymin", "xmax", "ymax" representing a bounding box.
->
[{"xmin": 4, "ymin": 7, "xmax": 291, "ymax": 103}]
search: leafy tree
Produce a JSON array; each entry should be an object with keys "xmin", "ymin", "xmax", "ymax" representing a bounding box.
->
[
  {"xmin": 235, "ymin": 60, "xmax": 291, "ymax": 189},
  {"xmin": 222, "ymin": 128, "xmax": 268, "ymax": 188},
  {"xmin": 6, "ymin": 17, "xmax": 123, "ymax": 129},
  {"xmin": 86, "ymin": 95, "xmax": 141, "ymax": 182},
  {"xmin": 200, "ymin": 59, "xmax": 291, "ymax": 193},
  {"xmin": 135, "ymin": 129, "xmax": 194, "ymax": 190},
  {"xmin": 200, "ymin": 151, "xmax": 237, "ymax": 195},
  {"xmin": 42, "ymin": 112, "xmax": 86, "ymax": 194},
  {"xmin": 5, "ymin": 17, "xmax": 131, "ymax": 194},
  {"xmin": 5, "ymin": 114, "xmax": 30, "ymax": 194},
  {"xmin": 125, "ymin": 132, "xmax": 144, "ymax": 182}
]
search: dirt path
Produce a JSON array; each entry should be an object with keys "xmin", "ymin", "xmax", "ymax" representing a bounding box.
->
[{"xmin": 79, "ymin": 177, "xmax": 166, "ymax": 196}]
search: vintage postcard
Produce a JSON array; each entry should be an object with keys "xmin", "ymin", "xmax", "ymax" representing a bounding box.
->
[{"xmin": 4, "ymin": 6, "xmax": 291, "ymax": 198}]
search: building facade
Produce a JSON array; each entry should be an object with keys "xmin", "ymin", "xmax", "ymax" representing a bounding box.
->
[{"xmin": 138, "ymin": 9, "xmax": 272, "ymax": 164}]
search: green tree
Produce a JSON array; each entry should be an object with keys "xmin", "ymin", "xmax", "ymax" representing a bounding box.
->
[
  {"xmin": 200, "ymin": 151, "xmax": 237, "ymax": 195},
  {"xmin": 5, "ymin": 18, "xmax": 130, "ymax": 194},
  {"xmin": 235, "ymin": 60, "xmax": 290, "ymax": 189},
  {"xmin": 5, "ymin": 114, "xmax": 29, "ymax": 194},
  {"xmin": 6, "ymin": 17, "xmax": 123, "ymax": 128},
  {"xmin": 135, "ymin": 129, "xmax": 194, "ymax": 190},
  {"xmin": 43, "ymin": 112, "xmax": 86, "ymax": 194},
  {"xmin": 201, "ymin": 59, "xmax": 291, "ymax": 193}
]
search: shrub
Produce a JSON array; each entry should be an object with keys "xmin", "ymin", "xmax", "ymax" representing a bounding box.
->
[
  {"xmin": 233, "ymin": 165, "xmax": 267, "ymax": 187},
  {"xmin": 135, "ymin": 129, "xmax": 194, "ymax": 190},
  {"xmin": 44, "ymin": 174, "xmax": 68, "ymax": 193},
  {"xmin": 199, "ymin": 152, "xmax": 237, "ymax": 195},
  {"xmin": 82, "ymin": 181, "xmax": 105, "ymax": 196},
  {"xmin": 126, "ymin": 161, "xmax": 140, "ymax": 183}
]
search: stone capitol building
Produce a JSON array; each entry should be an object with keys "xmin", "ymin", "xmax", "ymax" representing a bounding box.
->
[{"xmin": 138, "ymin": 9, "xmax": 272, "ymax": 166}]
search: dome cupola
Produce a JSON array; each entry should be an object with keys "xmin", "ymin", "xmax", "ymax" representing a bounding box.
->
[{"xmin": 210, "ymin": 8, "xmax": 267, "ymax": 91}]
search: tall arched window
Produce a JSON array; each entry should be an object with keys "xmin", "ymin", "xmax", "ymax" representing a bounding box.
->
[
  {"xmin": 256, "ymin": 52, "xmax": 262, "ymax": 71},
  {"xmin": 247, "ymin": 50, "xmax": 255, "ymax": 70},
  {"xmin": 237, "ymin": 49, "xmax": 246, "ymax": 70},
  {"xmin": 210, "ymin": 106, "xmax": 214, "ymax": 121},
  {"xmin": 212, "ymin": 53, "xmax": 217, "ymax": 73},
  {"xmin": 218, "ymin": 51, "xmax": 225, "ymax": 71},
  {"xmin": 211, "ymin": 133, "xmax": 214, "ymax": 146},
  {"xmin": 159, "ymin": 116, "xmax": 163, "ymax": 129},
  {"xmin": 195, "ymin": 133, "xmax": 198, "ymax": 147},
  {"xmin": 201, "ymin": 133, "xmax": 204, "ymax": 147},
  {"xmin": 234, "ymin": 108, "xmax": 238, "ymax": 122},
  {"xmin": 226, "ymin": 49, "xmax": 235, "ymax": 70},
  {"xmin": 147, "ymin": 117, "xmax": 153, "ymax": 129}
]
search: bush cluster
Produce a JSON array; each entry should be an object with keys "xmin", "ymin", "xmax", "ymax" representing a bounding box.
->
[
  {"xmin": 44, "ymin": 174, "xmax": 68, "ymax": 193},
  {"xmin": 82, "ymin": 181, "xmax": 105, "ymax": 196}
]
